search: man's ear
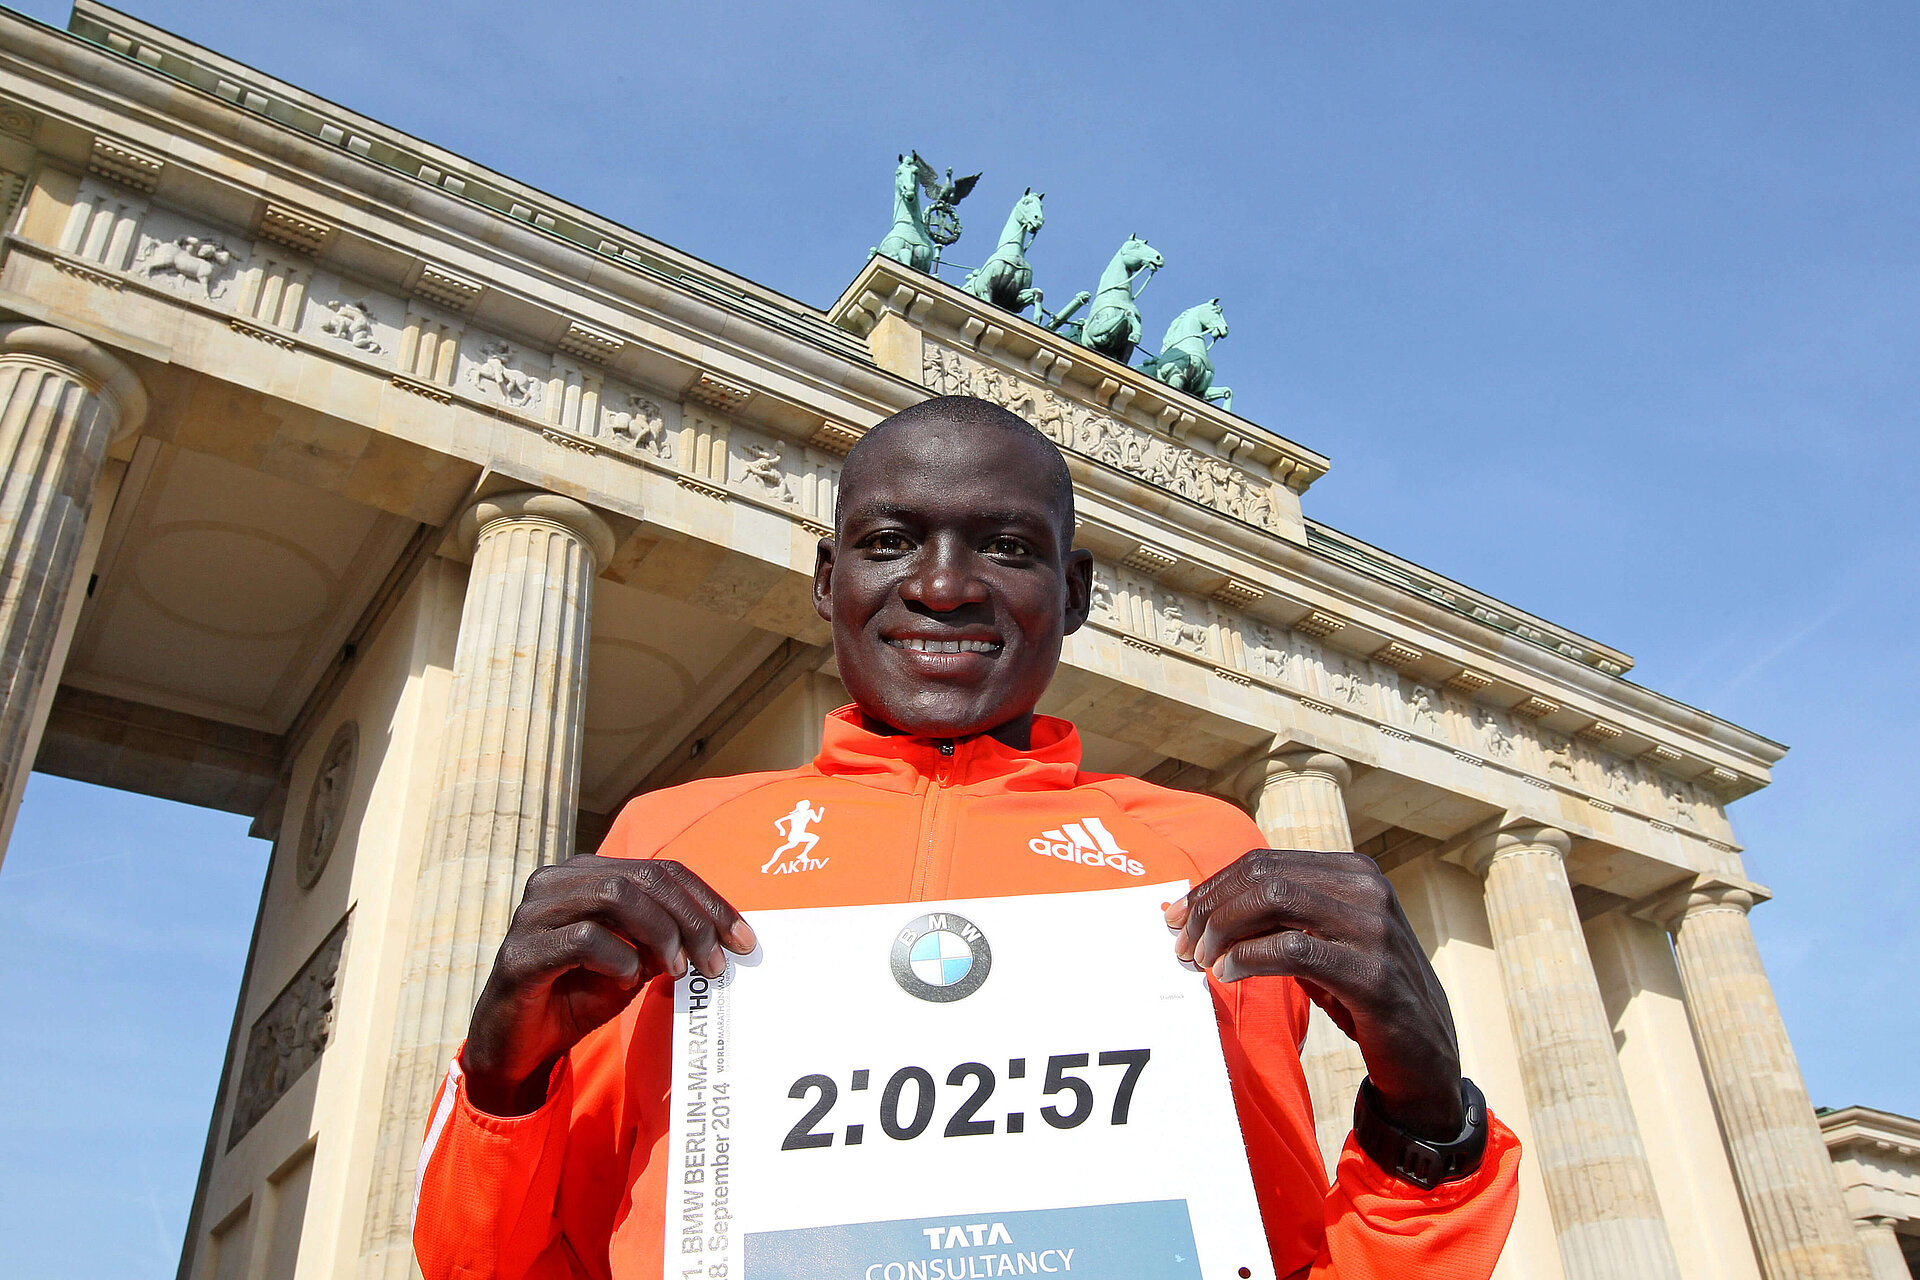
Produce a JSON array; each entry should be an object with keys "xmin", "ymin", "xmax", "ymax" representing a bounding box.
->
[
  {"xmin": 812, "ymin": 537, "xmax": 835, "ymax": 623},
  {"xmin": 1061, "ymin": 547, "xmax": 1094, "ymax": 635}
]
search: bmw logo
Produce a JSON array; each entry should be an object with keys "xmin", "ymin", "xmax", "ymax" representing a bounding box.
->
[{"xmin": 890, "ymin": 912, "xmax": 992, "ymax": 1003}]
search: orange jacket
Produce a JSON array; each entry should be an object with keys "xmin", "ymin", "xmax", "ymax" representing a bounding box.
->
[{"xmin": 414, "ymin": 708, "xmax": 1520, "ymax": 1280}]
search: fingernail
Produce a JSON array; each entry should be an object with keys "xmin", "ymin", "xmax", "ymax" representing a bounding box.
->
[
  {"xmin": 669, "ymin": 948, "xmax": 687, "ymax": 978},
  {"xmin": 706, "ymin": 944, "xmax": 727, "ymax": 976},
  {"xmin": 729, "ymin": 920, "xmax": 757, "ymax": 952},
  {"xmin": 1163, "ymin": 895, "xmax": 1188, "ymax": 923}
]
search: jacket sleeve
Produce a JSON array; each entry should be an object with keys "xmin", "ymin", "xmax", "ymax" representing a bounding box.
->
[
  {"xmin": 1307, "ymin": 1121, "xmax": 1522, "ymax": 1280},
  {"xmin": 414, "ymin": 788, "xmax": 715, "ymax": 1280},
  {"xmin": 414, "ymin": 1053, "xmax": 595, "ymax": 1280},
  {"xmin": 1136, "ymin": 785, "xmax": 1524, "ymax": 1278}
]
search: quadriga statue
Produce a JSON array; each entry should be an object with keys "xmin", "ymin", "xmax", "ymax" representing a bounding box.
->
[
  {"xmin": 1042, "ymin": 234, "xmax": 1163, "ymax": 365},
  {"xmin": 1140, "ymin": 299, "xmax": 1232, "ymax": 411},
  {"xmin": 872, "ymin": 153, "xmax": 935, "ymax": 273},
  {"xmin": 962, "ymin": 189, "xmax": 1045, "ymax": 317}
]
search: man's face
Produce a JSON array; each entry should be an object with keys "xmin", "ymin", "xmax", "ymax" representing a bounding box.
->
[{"xmin": 814, "ymin": 418, "xmax": 1092, "ymax": 746}]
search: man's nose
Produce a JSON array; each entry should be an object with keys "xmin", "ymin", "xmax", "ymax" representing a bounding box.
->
[{"xmin": 901, "ymin": 536, "xmax": 988, "ymax": 611}]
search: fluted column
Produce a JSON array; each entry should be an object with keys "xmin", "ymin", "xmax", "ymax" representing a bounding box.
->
[
  {"xmin": 1661, "ymin": 879, "xmax": 1871, "ymax": 1280},
  {"xmin": 1852, "ymin": 1219, "xmax": 1908, "ymax": 1280},
  {"xmin": 361, "ymin": 490, "xmax": 614, "ymax": 1278},
  {"xmin": 1240, "ymin": 748, "xmax": 1368, "ymax": 1177},
  {"xmin": 1468, "ymin": 821, "xmax": 1682, "ymax": 1279},
  {"xmin": 0, "ymin": 323, "xmax": 145, "ymax": 862}
]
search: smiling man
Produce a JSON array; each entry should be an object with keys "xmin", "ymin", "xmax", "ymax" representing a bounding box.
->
[{"xmin": 414, "ymin": 396, "xmax": 1521, "ymax": 1280}]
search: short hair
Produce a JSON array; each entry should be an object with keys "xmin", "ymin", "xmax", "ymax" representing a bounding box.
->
[{"xmin": 839, "ymin": 395, "xmax": 1076, "ymax": 543}]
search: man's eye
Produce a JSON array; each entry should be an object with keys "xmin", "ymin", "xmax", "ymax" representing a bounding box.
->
[
  {"xmin": 986, "ymin": 536, "xmax": 1032, "ymax": 558},
  {"xmin": 863, "ymin": 531, "xmax": 913, "ymax": 553}
]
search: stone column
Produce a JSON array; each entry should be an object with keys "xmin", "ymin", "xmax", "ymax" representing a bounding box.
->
[
  {"xmin": 361, "ymin": 490, "xmax": 614, "ymax": 1279},
  {"xmin": 1661, "ymin": 879, "xmax": 1872, "ymax": 1280},
  {"xmin": 1467, "ymin": 821, "xmax": 1682, "ymax": 1280},
  {"xmin": 0, "ymin": 323, "xmax": 145, "ymax": 862},
  {"xmin": 1852, "ymin": 1219, "xmax": 1908, "ymax": 1280},
  {"xmin": 1240, "ymin": 748, "xmax": 1369, "ymax": 1177}
]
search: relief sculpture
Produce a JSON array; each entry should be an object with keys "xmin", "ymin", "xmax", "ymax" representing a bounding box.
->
[
  {"xmin": 1161, "ymin": 600, "xmax": 1210, "ymax": 654},
  {"xmin": 921, "ymin": 343, "xmax": 1286, "ymax": 534},
  {"xmin": 318, "ymin": 298, "xmax": 382, "ymax": 352},
  {"xmin": 227, "ymin": 915, "xmax": 350, "ymax": 1148},
  {"xmin": 138, "ymin": 234, "xmax": 234, "ymax": 297},
  {"xmin": 739, "ymin": 443, "xmax": 793, "ymax": 503},
  {"xmin": 1246, "ymin": 624, "xmax": 1289, "ymax": 680},
  {"xmin": 470, "ymin": 340, "xmax": 542, "ymax": 408},
  {"xmin": 606, "ymin": 396, "xmax": 671, "ymax": 459}
]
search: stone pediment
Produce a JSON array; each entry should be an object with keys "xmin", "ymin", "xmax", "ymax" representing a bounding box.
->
[{"xmin": 830, "ymin": 257, "xmax": 1329, "ymax": 546}]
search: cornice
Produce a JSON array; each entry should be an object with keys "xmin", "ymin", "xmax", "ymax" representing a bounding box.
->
[
  {"xmin": 1819, "ymin": 1106, "xmax": 1920, "ymax": 1160},
  {"xmin": 0, "ymin": 3, "xmax": 883, "ymax": 405}
]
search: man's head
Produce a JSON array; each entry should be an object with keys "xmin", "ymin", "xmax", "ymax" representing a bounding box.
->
[{"xmin": 814, "ymin": 396, "xmax": 1093, "ymax": 747}]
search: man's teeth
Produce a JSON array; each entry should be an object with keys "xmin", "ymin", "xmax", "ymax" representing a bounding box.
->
[{"xmin": 888, "ymin": 638, "xmax": 1001, "ymax": 654}]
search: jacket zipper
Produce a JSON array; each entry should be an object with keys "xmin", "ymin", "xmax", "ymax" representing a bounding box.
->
[{"xmin": 910, "ymin": 740, "xmax": 957, "ymax": 901}]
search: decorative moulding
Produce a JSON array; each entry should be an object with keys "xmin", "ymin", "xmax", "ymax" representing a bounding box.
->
[
  {"xmin": 1293, "ymin": 610, "xmax": 1344, "ymax": 640},
  {"xmin": 1210, "ymin": 578, "xmax": 1264, "ymax": 609},
  {"xmin": 1445, "ymin": 668, "xmax": 1493, "ymax": 695},
  {"xmin": 1577, "ymin": 720, "xmax": 1623, "ymax": 744},
  {"xmin": 1121, "ymin": 544, "xmax": 1176, "ymax": 577},
  {"xmin": 0, "ymin": 102, "xmax": 36, "ymax": 138},
  {"xmin": 808, "ymin": 421, "xmax": 861, "ymax": 454},
  {"xmin": 1513, "ymin": 695, "xmax": 1561, "ymax": 720},
  {"xmin": 88, "ymin": 136, "xmax": 164, "ymax": 193},
  {"xmin": 687, "ymin": 371, "xmax": 754, "ymax": 412},
  {"xmin": 258, "ymin": 203, "xmax": 332, "ymax": 255},
  {"xmin": 1373, "ymin": 641, "xmax": 1423, "ymax": 670},
  {"xmin": 558, "ymin": 319, "xmax": 624, "ymax": 363},
  {"xmin": 1645, "ymin": 744, "xmax": 1683, "ymax": 764},
  {"xmin": 413, "ymin": 263, "xmax": 485, "ymax": 313}
]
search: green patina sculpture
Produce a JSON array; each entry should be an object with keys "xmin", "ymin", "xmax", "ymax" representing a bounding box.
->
[
  {"xmin": 1140, "ymin": 299, "xmax": 1232, "ymax": 411},
  {"xmin": 1042, "ymin": 234, "xmax": 1163, "ymax": 365},
  {"xmin": 873, "ymin": 153, "xmax": 935, "ymax": 273},
  {"xmin": 962, "ymin": 189, "xmax": 1045, "ymax": 316},
  {"xmin": 873, "ymin": 152, "xmax": 978, "ymax": 275}
]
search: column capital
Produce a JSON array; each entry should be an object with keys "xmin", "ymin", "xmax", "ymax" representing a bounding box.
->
[
  {"xmin": 1463, "ymin": 818, "xmax": 1570, "ymax": 878},
  {"xmin": 1237, "ymin": 745, "xmax": 1350, "ymax": 808},
  {"xmin": 1640, "ymin": 873, "xmax": 1772, "ymax": 929},
  {"xmin": 454, "ymin": 489, "xmax": 616, "ymax": 569},
  {"xmin": 0, "ymin": 322, "xmax": 147, "ymax": 439}
]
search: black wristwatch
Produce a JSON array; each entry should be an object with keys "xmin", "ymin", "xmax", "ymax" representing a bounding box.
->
[{"xmin": 1351, "ymin": 1075, "xmax": 1488, "ymax": 1189}]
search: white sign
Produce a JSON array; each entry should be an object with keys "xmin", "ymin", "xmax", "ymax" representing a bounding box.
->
[{"xmin": 666, "ymin": 881, "xmax": 1275, "ymax": 1280}]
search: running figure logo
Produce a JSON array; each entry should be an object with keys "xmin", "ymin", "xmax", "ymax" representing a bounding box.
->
[{"xmin": 763, "ymin": 800, "xmax": 828, "ymax": 874}]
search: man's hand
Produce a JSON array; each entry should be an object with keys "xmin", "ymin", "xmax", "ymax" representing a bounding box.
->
[
  {"xmin": 462, "ymin": 856, "xmax": 756, "ymax": 1117},
  {"xmin": 1165, "ymin": 849, "xmax": 1464, "ymax": 1140}
]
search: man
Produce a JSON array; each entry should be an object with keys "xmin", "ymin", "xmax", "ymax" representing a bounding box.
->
[{"xmin": 414, "ymin": 396, "xmax": 1520, "ymax": 1279}]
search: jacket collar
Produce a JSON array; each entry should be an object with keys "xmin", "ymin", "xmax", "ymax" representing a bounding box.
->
[{"xmin": 812, "ymin": 704, "xmax": 1082, "ymax": 794}]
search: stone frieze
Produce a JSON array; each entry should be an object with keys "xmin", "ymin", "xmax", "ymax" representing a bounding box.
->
[{"xmin": 921, "ymin": 342, "xmax": 1289, "ymax": 535}]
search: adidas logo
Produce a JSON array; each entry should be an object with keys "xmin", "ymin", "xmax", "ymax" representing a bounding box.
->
[{"xmin": 1028, "ymin": 816, "xmax": 1146, "ymax": 877}]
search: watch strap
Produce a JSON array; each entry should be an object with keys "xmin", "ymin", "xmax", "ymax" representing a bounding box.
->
[{"xmin": 1350, "ymin": 1075, "xmax": 1489, "ymax": 1190}]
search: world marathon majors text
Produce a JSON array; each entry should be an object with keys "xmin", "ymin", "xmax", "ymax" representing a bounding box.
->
[{"xmin": 681, "ymin": 973, "xmax": 734, "ymax": 1259}]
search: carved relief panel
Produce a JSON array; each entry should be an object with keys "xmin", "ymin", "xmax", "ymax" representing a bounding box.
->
[
  {"xmin": 919, "ymin": 340, "xmax": 1289, "ymax": 534},
  {"xmin": 227, "ymin": 914, "xmax": 350, "ymax": 1148},
  {"xmin": 302, "ymin": 270, "xmax": 405, "ymax": 358},
  {"xmin": 461, "ymin": 330, "xmax": 547, "ymax": 411},
  {"xmin": 297, "ymin": 722, "xmax": 356, "ymax": 891},
  {"xmin": 134, "ymin": 205, "xmax": 247, "ymax": 302}
]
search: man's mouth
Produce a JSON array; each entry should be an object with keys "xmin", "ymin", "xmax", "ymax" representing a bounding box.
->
[{"xmin": 884, "ymin": 637, "xmax": 1002, "ymax": 654}]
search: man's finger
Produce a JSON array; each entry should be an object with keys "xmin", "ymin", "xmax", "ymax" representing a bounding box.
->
[
  {"xmin": 539, "ymin": 919, "xmax": 644, "ymax": 986},
  {"xmin": 1211, "ymin": 929, "xmax": 1376, "ymax": 1002},
  {"xmin": 659, "ymin": 862, "xmax": 756, "ymax": 955}
]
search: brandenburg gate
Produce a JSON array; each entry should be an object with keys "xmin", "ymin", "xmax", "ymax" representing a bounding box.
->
[{"xmin": 0, "ymin": 5, "xmax": 1884, "ymax": 1278}]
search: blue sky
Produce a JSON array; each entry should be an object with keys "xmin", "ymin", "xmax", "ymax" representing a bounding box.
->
[{"xmin": 2, "ymin": 2, "xmax": 1916, "ymax": 1274}]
